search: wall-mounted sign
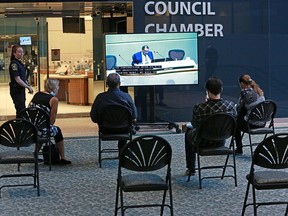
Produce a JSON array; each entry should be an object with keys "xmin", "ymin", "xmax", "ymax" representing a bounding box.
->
[{"xmin": 51, "ymin": 48, "xmax": 60, "ymax": 61}]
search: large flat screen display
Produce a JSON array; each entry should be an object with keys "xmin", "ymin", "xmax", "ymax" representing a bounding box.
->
[{"xmin": 105, "ymin": 32, "xmax": 198, "ymax": 86}]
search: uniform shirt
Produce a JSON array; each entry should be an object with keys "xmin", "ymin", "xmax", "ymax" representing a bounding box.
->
[
  {"xmin": 90, "ymin": 87, "xmax": 138, "ymax": 123},
  {"xmin": 9, "ymin": 59, "xmax": 26, "ymax": 87},
  {"xmin": 190, "ymin": 98, "xmax": 237, "ymax": 145}
]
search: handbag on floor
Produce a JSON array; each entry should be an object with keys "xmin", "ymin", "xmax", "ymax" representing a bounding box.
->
[{"xmin": 42, "ymin": 144, "xmax": 60, "ymax": 164}]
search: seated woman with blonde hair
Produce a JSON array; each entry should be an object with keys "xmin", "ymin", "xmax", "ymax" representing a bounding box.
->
[{"xmin": 29, "ymin": 78, "xmax": 71, "ymax": 165}]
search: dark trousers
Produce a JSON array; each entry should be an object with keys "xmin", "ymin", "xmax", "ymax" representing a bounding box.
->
[
  {"xmin": 185, "ymin": 129, "xmax": 197, "ymax": 170},
  {"xmin": 235, "ymin": 117, "xmax": 263, "ymax": 148},
  {"xmin": 101, "ymin": 128, "xmax": 129, "ymax": 149},
  {"xmin": 10, "ymin": 87, "xmax": 26, "ymax": 116},
  {"xmin": 118, "ymin": 140, "xmax": 127, "ymax": 149},
  {"xmin": 185, "ymin": 128, "xmax": 224, "ymax": 170}
]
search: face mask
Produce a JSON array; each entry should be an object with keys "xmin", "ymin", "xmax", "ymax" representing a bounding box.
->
[{"xmin": 50, "ymin": 91, "xmax": 56, "ymax": 96}]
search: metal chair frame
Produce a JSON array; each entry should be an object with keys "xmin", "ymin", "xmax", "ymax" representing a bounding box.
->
[
  {"xmin": 241, "ymin": 100, "xmax": 277, "ymax": 156},
  {"xmin": 0, "ymin": 119, "xmax": 40, "ymax": 197},
  {"xmin": 18, "ymin": 106, "xmax": 53, "ymax": 170},
  {"xmin": 115, "ymin": 135, "xmax": 173, "ymax": 216},
  {"xmin": 187, "ymin": 113, "xmax": 237, "ymax": 189},
  {"xmin": 241, "ymin": 133, "xmax": 288, "ymax": 216},
  {"xmin": 98, "ymin": 105, "xmax": 133, "ymax": 168}
]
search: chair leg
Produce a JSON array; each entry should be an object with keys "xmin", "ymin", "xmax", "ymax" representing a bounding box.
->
[
  {"xmin": 168, "ymin": 176, "xmax": 174, "ymax": 216},
  {"xmin": 160, "ymin": 190, "xmax": 167, "ymax": 216},
  {"xmin": 285, "ymin": 204, "xmax": 288, "ymax": 216},
  {"xmin": 48, "ymin": 141, "xmax": 52, "ymax": 171},
  {"xmin": 36, "ymin": 160, "xmax": 40, "ymax": 196},
  {"xmin": 241, "ymin": 182, "xmax": 251, "ymax": 216},
  {"xmin": 232, "ymin": 151, "xmax": 237, "ymax": 187},
  {"xmin": 99, "ymin": 138, "xmax": 102, "ymax": 168},
  {"xmin": 120, "ymin": 188, "xmax": 125, "ymax": 216},
  {"xmin": 115, "ymin": 182, "xmax": 120, "ymax": 216},
  {"xmin": 197, "ymin": 153, "xmax": 202, "ymax": 189},
  {"xmin": 221, "ymin": 154, "xmax": 229, "ymax": 179},
  {"xmin": 252, "ymin": 184, "xmax": 257, "ymax": 216},
  {"xmin": 248, "ymin": 134, "xmax": 254, "ymax": 157}
]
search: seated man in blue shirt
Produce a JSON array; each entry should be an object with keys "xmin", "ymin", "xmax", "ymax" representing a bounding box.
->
[
  {"xmin": 90, "ymin": 72, "xmax": 137, "ymax": 148},
  {"xmin": 131, "ymin": 45, "xmax": 154, "ymax": 66}
]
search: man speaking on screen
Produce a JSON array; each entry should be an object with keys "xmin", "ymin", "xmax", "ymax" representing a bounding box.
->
[{"xmin": 131, "ymin": 45, "xmax": 154, "ymax": 66}]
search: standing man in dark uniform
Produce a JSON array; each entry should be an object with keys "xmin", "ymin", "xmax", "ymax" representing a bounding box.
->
[{"xmin": 9, "ymin": 45, "xmax": 34, "ymax": 116}]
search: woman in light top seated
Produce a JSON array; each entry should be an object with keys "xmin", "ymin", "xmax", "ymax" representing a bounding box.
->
[
  {"xmin": 29, "ymin": 78, "xmax": 71, "ymax": 165},
  {"xmin": 235, "ymin": 74, "xmax": 265, "ymax": 154}
]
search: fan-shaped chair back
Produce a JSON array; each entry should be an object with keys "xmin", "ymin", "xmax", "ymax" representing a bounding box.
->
[
  {"xmin": 18, "ymin": 106, "xmax": 53, "ymax": 170},
  {"xmin": 242, "ymin": 100, "xmax": 277, "ymax": 156},
  {"xmin": 18, "ymin": 106, "xmax": 50, "ymax": 135},
  {"xmin": 119, "ymin": 135, "xmax": 172, "ymax": 171},
  {"xmin": 0, "ymin": 118, "xmax": 39, "ymax": 197},
  {"xmin": 97, "ymin": 105, "xmax": 133, "ymax": 168},
  {"xmin": 116, "ymin": 135, "xmax": 173, "ymax": 215},
  {"xmin": 247, "ymin": 100, "xmax": 277, "ymax": 126},
  {"xmin": 253, "ymin": 133, "xmax": 288, "ymax": 169},
  {"xmin": 197, "ymin": 113, "xmax": 236, "ymax": 142},
  {"xmin": 187, "ymin": 113, "xmax": 237, "ymax": 188},
  {"xmin": 99, "ymin": 105, "xmax": 132, "ymax": 132},
  {"xmin": 0, "ymin": 118, "xmax": 38, "ymax": 148},
  {"xmin": 241, "ymin": 133, "xmax": 288, "ymax": 215}
]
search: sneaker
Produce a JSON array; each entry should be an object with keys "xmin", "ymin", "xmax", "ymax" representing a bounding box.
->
[
  {"xmin": 235, "ymin": 148, "xmax": 243, "ymax": 155},
  {"xmin": 37, "ymin": 158, "xmax": 44, "ymax": 163},
  {"xmin": 58, "ymin": 159, "xmax": 72, "ymax": 165},
  {"xmin": 185, "ymin": 168, "xmax": 196, "ymax": 176}
]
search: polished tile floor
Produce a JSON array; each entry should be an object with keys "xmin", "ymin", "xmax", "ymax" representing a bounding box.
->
[{"xmin": 0, "ymin": 83, "xmax": 95, "ymax": 138}]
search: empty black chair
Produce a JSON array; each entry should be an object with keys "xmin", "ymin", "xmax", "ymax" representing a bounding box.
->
[
  {"xmin": 168, "ymin": 49, "xmax": 185, "ymax": 60},
  {"xmin": 187, "ymin": 113, "xmax": 237, "ymax": 189},
  {"xmin": 18, "ymin": 106, "xmax": 53, "ymax": 170},
  {"xmin": 115, "ymin": 135, "xmax": 173, "ymax": 216},
  {"xmin": 241, "ymin": 100, "xmax": 277, "ymax": 156},
  {"xmin": 98, "ymin": 105, "xmax": 133, "ymax": 168},
  {"xmin": 241, "ymin": 133, "xmax": 288, "ymax": 216},
  {"xmin": 106, "ymin": 55, "xmax": 117, "ymax": 70},
  {"xmin": 0, "ymin": 119, "xmax": 39, "ymax": 197}
]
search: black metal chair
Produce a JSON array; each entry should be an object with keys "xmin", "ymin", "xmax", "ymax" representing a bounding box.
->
[
  {"xmin": 0, "ymin": 119, "xmax": 39, "ymax": 197},
  {"xmin": 241, "ymin": 100, "xmax": 277, "ymax": 156},
  {"xmin": 168, "ymin": 49, "xmax": 185, "ymax": 60},
  {"xmin": 115, "ymin": 135, "xmax": 173, "ymax": 216},
  {"xmin": 18, "ymin": 106, "xmax": 53, "ymax": 170},
  {"xmin": 241, "ymin": 133, "xmax": 288, "ymax": 216},
  {"xmin": 106, "ymin": 55, "xmax": 117, "ymax": 70},
  {"xmin": 98, "ymin": 105, "xmax": 133, "ymax": 168},
  {"xmin": 187, "ymin": 113, "xmax": 237, "ymax": 189}
]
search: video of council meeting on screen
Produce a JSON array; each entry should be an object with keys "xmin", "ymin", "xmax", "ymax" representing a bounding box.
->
[{"xmin": 105, "ymin": 32, "xmax": 198, "ymax": 86}]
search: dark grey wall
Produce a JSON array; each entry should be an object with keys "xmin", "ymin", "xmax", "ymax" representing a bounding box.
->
[{"xmin": 132, "ymin": 0, "xmax": 288, "ymax": 122}]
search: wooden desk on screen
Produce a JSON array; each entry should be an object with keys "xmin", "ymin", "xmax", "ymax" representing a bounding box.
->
[{"xmin": 47, "ymin": 74, "xmax": 88, "ymax": 105}]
